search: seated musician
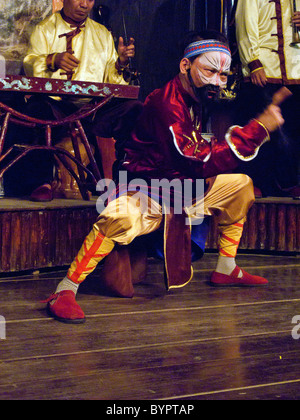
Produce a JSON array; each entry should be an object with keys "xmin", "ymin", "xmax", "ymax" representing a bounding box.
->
[
  {"xmin": 42, "ymin": 30, "xmax": 285, "ymax": 324},
  {"xmin": 21, "ymin": 0, "xmax": 142, "ymax": 201}
]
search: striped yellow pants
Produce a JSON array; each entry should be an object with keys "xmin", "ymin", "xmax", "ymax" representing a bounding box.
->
[{"xmin": 67, "ymin": 174, "xmax": 255, "ymax": 284}]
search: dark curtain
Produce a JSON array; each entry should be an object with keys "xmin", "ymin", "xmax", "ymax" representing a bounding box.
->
[
  {"xmin": 93, "ymin": 0, "xmax": 238, "ymax": 100},
  {"xmin": 199, "ymin": 0, "xmax": 237, "ymax": 37},
  {"xmin": 92, "ymin": 0, "xmax": 189, "ymax": 100}
]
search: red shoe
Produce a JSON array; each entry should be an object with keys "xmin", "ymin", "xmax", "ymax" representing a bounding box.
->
[
  {"xmin": 41, "ymin": 290, "xmax": 86, "ymax": 324},
  {"xmin": 254, "ymin": 186, "xmax": 263, "ymax": 198},
  {"xmin": 210, "ymin": 266, "xmax": 268, "ymax": 287},
  {"xmin": 30, "ymin": 183, "xmax": 53, "ymax": 202}
]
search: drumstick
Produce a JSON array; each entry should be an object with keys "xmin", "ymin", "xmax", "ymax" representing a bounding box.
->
[
  {"xmin": 272, "ymin": 87, "xmax": 293, "ymax": 106},
  {"xmin": 271, "ymin": 87, "xmax": 292, "ymax": 138}
]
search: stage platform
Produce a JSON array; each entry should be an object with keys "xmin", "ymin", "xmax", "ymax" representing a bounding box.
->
[
  {"xmin": 0, "ymin": 195, "xmax": 299, "ymax": 274},
  {"xmin": 0, "ymin": 196, "xmax": 99, "ymax": 273}
]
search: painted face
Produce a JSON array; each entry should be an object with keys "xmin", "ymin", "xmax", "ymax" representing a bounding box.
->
[
  {"xmin": 63, "ymin": 0, "xmax": 95, "ymax": 23},
  {"xmin": 191, "ymin": 51, "xmax": 231, "ymax": 89}
]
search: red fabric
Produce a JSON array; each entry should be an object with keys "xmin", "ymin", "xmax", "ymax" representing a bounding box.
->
[
  {"xmin": 210, "ymin": 266, "xmax": 269, "ymax": 286},
  {"xmin": 227, "ymin": 121, "xmax": 269, "ymax": 159},
  {"xmin": 44, "ymin": 291, "xmax": 86, "ymax": 323}
]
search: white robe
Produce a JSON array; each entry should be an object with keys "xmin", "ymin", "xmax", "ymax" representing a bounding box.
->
[{"xmin": 235, "ymin": 0, "xmax": 300, "ymax": 84}]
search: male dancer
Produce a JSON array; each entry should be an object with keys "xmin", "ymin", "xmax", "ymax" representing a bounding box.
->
[{"xmin": 43, "ymin": 31, "xmax": 286, "ymax": 324}]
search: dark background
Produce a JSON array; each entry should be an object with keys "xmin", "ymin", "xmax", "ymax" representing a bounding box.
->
[{"xmin": 91, "ymin": 0, "xmax": 237, "ymax": 100}]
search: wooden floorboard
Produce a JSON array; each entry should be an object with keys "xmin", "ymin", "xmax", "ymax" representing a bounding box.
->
[{"xmin": 0, "ymin": 253, "xmax": 299, "ymax": 400}]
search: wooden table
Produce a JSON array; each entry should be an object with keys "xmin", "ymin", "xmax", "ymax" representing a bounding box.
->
[{"xmin": 0, "ymin": 75, "xmax": 140, "ymax": 200}]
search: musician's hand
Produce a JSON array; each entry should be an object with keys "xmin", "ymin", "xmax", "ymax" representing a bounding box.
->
[
  {"xmin": 256, "ymin": 104, "xmax": 285, "ymax": 133},
  {"xmin": 118, "ymin": 36, "xmax": 135, "ymax": 65},
  {"xmin": 55, "ymin": 52, "xmax": 80, "ymax": 72},
  {"xmin": 292, "ymin": 11, "xmax": 300, "ymax": 28},
  {"xmin": 251, "ymin": 68, "xmax": 267, "ymax": 87}
]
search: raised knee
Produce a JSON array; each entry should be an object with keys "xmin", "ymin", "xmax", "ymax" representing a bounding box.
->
[
  {"xmin": 242, "ymin": 175, "xmax": 255, "ymax": 211},
  {"xmin": 237, "ymin": 174, "xmax": 254, "ymax": 195},
  {"xmin": 238, "ymin": 173, "xmax": 253, "ymax": 187}
]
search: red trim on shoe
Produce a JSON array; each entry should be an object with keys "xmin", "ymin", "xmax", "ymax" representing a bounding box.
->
[
  {"xmin": 210, "ymin": 266, "xmax": 268, "ymax": 287},
  {"xmin": 41, "ymin": 290, "xmax": 86, "ymax": 324},
  {"xmin": 40, "ymin": 293, "xmax": 59, "ymax": 304}
]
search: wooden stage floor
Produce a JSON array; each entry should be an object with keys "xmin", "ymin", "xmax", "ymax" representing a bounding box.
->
[{"xmin": 0, "ymin": 252, "xmax": 300, "ymax": 400}]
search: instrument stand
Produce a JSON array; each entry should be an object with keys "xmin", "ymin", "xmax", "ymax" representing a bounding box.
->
[{"xmin": 0, "ymin": 94, "xmax": 114, "ymax": 200}]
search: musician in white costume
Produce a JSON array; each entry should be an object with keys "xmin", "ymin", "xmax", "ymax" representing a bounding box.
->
[
  {"xmin": 235, "ymin": 0, "xmax": 300, "ymax": 198},
  {"xmin": 22, "ymin": 0, "xmax": 142, "ymax": 201},
  {"xmin": 236, "ymin": 0, "xmax": 300, "ymax": 84},
  {"xmin": 23, "ymin": 2, "xmax": 129, "ymax": 84}
]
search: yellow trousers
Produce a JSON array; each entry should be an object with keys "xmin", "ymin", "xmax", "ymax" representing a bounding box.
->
[{"xmin": 67, "ymin": 174, "xmax": 255, "ymax": 284}]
